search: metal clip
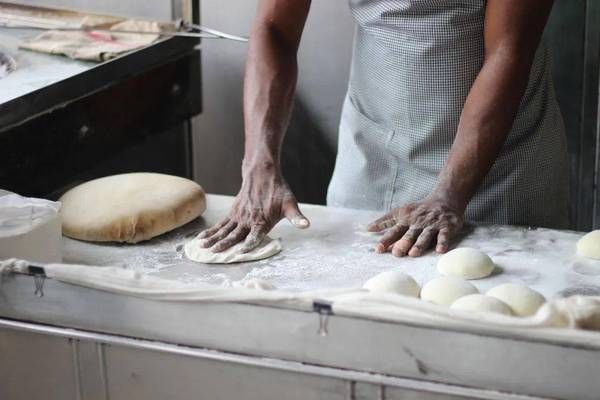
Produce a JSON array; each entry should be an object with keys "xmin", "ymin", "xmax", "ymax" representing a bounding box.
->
[
  {"xmin": 313, "ymin": 300, "xmax": 333, "ymax": 336},
  {"xmin": 29, "ymin": 266, "xmax": 46, "ymax": 297}
]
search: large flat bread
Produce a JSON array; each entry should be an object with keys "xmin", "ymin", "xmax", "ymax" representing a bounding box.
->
[{"xmin": 60, "ymin": 173, "xmax": 206, "ymax": 243}]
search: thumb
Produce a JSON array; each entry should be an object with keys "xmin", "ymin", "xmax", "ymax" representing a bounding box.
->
[{"xmin": 283, "ymin": 200, "xmax": 310, "ymax": 229}]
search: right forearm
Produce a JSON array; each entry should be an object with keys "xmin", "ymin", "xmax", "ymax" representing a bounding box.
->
[
  {"xmin": 243, "ymin": 26, "xmax": 299, "ymax": 172},
  {"xmin": 242, "ymin": 0, "xmax": 310, "ymax": 173}
]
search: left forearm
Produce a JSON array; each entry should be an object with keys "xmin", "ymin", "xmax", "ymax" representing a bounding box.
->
[
  {"xmin": 431, "ymin": 0, "xmax": 553, "ymax": 213},
  {"xmin": 431, "ymin": 51, "xmax": 533, "ymax": 212}
]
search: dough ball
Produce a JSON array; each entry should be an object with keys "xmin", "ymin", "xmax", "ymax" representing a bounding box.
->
[
  {"xmin": 420, "ymin": 276, "xmax": 479, "ymax": 306},
  {"xmin": 577, "ymin": 230, "xmax": 600, "ymax": 260},
  {"xmin": 363, "ymin": 270, "xmax": 420, "ymax": 297},
  {"xmin": 486, "ymin": 283, "xmax": 545, "ymax": 317},
  {"xmin": 450, "ymin": 294, "xmax": 513, "ymax": 316},
  {"xmin": 437, "ymin": 247, "xmax": 495, "ymax": 280},
  {"xmin": 60, "ymin": 173, "xmax": 206, "ymax": 243}
]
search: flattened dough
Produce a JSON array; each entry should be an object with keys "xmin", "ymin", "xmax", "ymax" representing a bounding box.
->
[
  {"xmin": 60, "ymin": 173, "xmax": 206, "ymax": 243},
  {"xmin": 420, "ymin": 276, "xmax": 479, "ymax": 306},
  {"xmin": 486, "ymin": 283, "xmax": 545, "ymax": 317},
  {"xmin": 232, "ymin": 279, "xmax": 277, "ymax": 290},
  {"xmin": 450, "ymin": 294, "xmax": 513, "ymax": 316},
  {"xmin": 184, "ymin": 235, "xmax": 281, "ymax": 264},
  {"xmin": 438, "ymin": 247, "xmax": 495, "ymax": 280},
  {"xmin": 577, "ymin": 230, "xmax": 600, "ymax": 260},
  {"xmin": 363, "ymin": 270, "xmax": 420, "ymax": 297}
]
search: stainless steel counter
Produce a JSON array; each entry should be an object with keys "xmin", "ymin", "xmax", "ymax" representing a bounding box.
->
[{"xmin": 2, "ymin": 194, "xmax": 600, "ymax": 400}]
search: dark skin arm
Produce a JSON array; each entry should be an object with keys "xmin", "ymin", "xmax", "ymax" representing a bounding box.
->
[
  {"xmin": 199, "ymin": 0, "xmax": 312, "ymax": 252},
  {"xmin": 368, "ymin": 0, "xmax": 555, "ymax": 257}
]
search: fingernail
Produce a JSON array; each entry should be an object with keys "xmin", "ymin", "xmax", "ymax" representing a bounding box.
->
[{"xmin": 293, "ymin": 218, "xmax": 309, "ymax": 228}]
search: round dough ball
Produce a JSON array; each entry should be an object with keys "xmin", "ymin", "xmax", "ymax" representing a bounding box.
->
[
  {"xmin": 577, "ymin": 230, "xmax": 600, "ymax": 260},
  {"xmin": 486, "ymin": 283, "xmax": 545, "ymax": 317},
  {"xmin": 363, "ymin": 270, "xmax": 420, "ymax": 297},
  {"xmin": 450, "ymin": 294, "xmax": 512, "ymax": 316},
  {"xmin": 437, "ymin": 247, "xmax": 495, "ymax": 280},
  {"xmin": 420, "ymin": 276, "xmax": 479, "ymax": 306},
  {"xmin": 60, "ymin": 173, "xmax": 206, "ymax": 243}
]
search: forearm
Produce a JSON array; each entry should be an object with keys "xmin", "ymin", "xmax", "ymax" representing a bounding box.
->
[
  {"xmin": 432, "ymin": 0, "xmax": 553, "ymax": 213},
  {"xmin": 431, "ymin": 51, "xmax": 533, "ymax": 211},
  {"xmin": 243, "ymin": 28, "xmax": 298, "ymax": 172}
]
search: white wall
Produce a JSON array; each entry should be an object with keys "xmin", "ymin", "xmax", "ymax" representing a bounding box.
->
[{"xmin": 193, "ymin": 1, "xmax": 355, "ymax": 202}]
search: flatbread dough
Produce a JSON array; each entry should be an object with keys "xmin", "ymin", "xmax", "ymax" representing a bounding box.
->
[
  {"xmin": 486, "ymin": 283, "xmax": 546, "ymax": 317},
  {"xmin": 438, "ymin": 247, "xmax": 495, "ymax": 280},
  {"xmin": 232, "ymin": 279, "xmax": 277, "ymax": 290},
  {"xmin": 60, "ymin": 173, "xmax": 206, "ymax": 243},
  {"xmin": 363, "ymin": 270, "xmax": 420, "ymax": 298},
  {"xmin": 184, "ymin": 235, "xmax": 282, "ymax": 264},
  {"xmin": 577, "ymin": 230, "xmax": 600, "ymax": 260},
  {"xmin": 420, "ymin": 276, "xmax": 479, "ymax": 306}
]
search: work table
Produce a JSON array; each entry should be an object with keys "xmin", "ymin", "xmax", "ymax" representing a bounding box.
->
[
  {"xmin": 63, "ymin": 194, "xmax": 600, "ymax": 298},
  {"xmin": 2, "ymin": 194, "xmax": 600, "ymax": 400}
]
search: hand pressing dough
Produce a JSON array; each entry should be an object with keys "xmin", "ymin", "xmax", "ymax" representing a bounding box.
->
[
  {"xmin": 185, "ymin": 235, "xmax": 281, "ymax": 264},
  {"xmin": 486, "ymin": 283, "xmax": 545, "ymax": 317},
  {"xmin": 577, "ymin": 230, "xmax": 600, "ymax": 260},
  {"xmin": 438, "ymin": 247, "xmax": 495, "ymax": 280},
  {"xmin": 363, "ymin": 270, "xmax": 420, "ymax": 297},
  {"xmin": 450, "ymin": 294, "xmax": 512, "ymax": 316},
  {"xmin": 420, "ymin": 276, "xmax": 479, "ymax": 306},
  {"xmin": 60, "ymin": 173, "xmax": 206, "ymax": 243}
]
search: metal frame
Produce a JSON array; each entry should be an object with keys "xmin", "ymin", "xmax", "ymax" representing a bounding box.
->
[
  {"xmin": 0, "ymin": 318, "xmax": 551, "ymax": 400},
  {"xmin": 1, "ymin": 273, "xmax": 600, "ymax": 400}
]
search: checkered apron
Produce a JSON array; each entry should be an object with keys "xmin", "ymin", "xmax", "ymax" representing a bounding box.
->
[{"xmin": 327, "ymin": 0, "xmax": 570, "ymax": 228}]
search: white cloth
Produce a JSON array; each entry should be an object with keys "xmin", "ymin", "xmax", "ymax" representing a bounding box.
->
[
  {"xmin": 2, "ymin": 259, "xmax": 600, "ymax": 345},
  {"xmin": 19, "ymin": 19, "xmax": 175, "ymax": 62}
]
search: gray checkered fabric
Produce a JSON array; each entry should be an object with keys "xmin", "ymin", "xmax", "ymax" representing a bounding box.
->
[{"xmin": 327, "ymin": 0, "xmax": 569, "ymax": 228}]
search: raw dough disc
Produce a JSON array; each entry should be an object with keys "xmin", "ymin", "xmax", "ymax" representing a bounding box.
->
[
  {"xmin": 450, "ymin": 294, "xmax": 513, "ymax": 316},
  {"xmin": 363, "ymin": 270, "xmax": 420, "ymax": 297},
  {"xmin": 184, "ymin": 235, "xmax": 281, "ymax": 264},
  {"xmin": 420, "ymin": 276, "xmax": 479, "ymax": 306},
  {"xmin": 486, "ymin": 283, "xmax": 545, "ymax": 317},
  {"xmin": 577, "ymin": 230, "xmax": 600, "ymax": 260},
  {"xmin": 438, "ymin": 247, "xmax": 495, "ymax": 280},
  {"xmin": 232, "ymin": 279, "xmax": 277, "ymax": 290},
  {"xmin": 60, "ymin": 173, "xmax": 206, "ymax": 243}
]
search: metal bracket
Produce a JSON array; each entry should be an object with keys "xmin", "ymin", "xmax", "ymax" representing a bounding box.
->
[
  {"xmin": 28, "ymin": 266, "xmax": 46, "ymax": 298},
  {"xmin": 313, "ymin": 300, "xmax": 333, "ymax": 336}
]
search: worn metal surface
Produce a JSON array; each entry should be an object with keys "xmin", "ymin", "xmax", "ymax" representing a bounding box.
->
[
  {"xmin": 0, "ymin": 24, "xmax": 201, "ymax": 196},
  {"xmin": 0, "ymin": 27, "xmax": 199, "ymax": 128}
]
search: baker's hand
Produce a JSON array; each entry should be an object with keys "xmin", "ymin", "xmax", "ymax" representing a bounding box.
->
[
  {"xmin": 198, "ymin": 168, "xmax": 310, "ymax": 253},
  {"xmin": 367, "ymin": 197, "xmax": 463, "ymax": 257}
]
